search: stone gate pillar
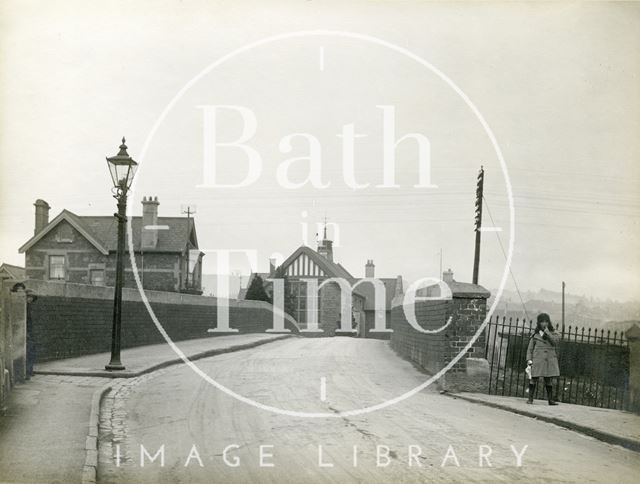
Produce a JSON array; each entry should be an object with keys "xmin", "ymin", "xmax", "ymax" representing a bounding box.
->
[
  {"xmin": 390, "ymin": 274, "xmax": 491, "ymax": 393},
  {"xmin": 0, "ymin": 280, "xmax": 27, "ymax": 391},
  {"xmin": 625, "ymin": 324, "xmax": 640, "ymax": 412},
  {"xmin": 9, "ymin": 284, "xmax": 28, "ymax": 384},
  {"xmin": 439, "ymin": 282, "xmax": 491, "ymax": 392}
]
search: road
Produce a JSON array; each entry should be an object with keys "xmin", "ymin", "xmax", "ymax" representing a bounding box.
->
[{"xmin": 98, "ymin": 337, "xmax": 640, "ymax": 483}]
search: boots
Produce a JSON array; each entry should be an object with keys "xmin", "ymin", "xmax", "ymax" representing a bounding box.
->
[
  {"xmin": 546, "ymin": 385, "xmax": 559, "ymax": 405},
  {"xmin": 526, "ymin": 383, "xmax": 535, "ymax": 404}
]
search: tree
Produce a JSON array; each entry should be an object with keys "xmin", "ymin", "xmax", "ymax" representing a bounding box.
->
[
  {"xmin": 274, "ymin": 265, "xmax": 296, "ymax": 318},
  {"xmin": 245, "ymin": 274, "xmax": 271, "ymax": 303}
]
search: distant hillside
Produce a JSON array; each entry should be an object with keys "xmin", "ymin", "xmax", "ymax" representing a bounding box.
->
[
  {"xmin": 604, "ymin": 320, "xmax": 640, "ymax": 334},
  {"xmin": 493, "ymin": 288, "xmax": 592, "ymax": 306},
  {"xmin": 489, "ymin": 288, "xmax": 640, "ymax": 329}
]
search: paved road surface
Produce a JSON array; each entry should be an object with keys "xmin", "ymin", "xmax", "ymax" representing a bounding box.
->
[{"xmin": 98, "ymin": 337, "xmax": 640, "ymax": 483}]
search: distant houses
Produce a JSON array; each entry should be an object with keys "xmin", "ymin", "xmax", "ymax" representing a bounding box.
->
[{"xmin": 18, "ymin": 198, "xmax": 204, "ymax": 294}]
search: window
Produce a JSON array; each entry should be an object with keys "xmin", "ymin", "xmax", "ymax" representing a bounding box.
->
[
  {"xmin": 291, "ymin": 279, "xmax": 320, "ymax": 325},
  {"xmin": 90, "ymin": 269, "xmax": 105, "ymax": 286},
  {"xmin": 49, "ymin": 255, "xmax": 66, "ymax": 280}
]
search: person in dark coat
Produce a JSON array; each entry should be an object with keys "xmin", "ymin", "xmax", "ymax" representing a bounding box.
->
[{"xmin": 526, "ymin": 313, "xmax": 560, "ymax": 405}]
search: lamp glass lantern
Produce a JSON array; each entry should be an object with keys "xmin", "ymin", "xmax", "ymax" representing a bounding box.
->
[{"xmin": 106, "ymin": 137, "xmax": 138, "ymax": 191}]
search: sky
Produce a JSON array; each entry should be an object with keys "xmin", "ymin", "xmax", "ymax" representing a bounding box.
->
[{"xmin": 1, "ymin": 0, "xmax": 638, "ymax": 302}]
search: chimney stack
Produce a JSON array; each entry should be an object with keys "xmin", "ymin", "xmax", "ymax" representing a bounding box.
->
[
  {"xmin": 34, "ymin": 199, "xmax": 50, "ymax": 235},
  {"xmin": 443, "ymin": 268, "xmax": 454, "ymax": 283},
  {"xmin": 317, "ymin": 240, "xmax": 333, "ymax": 261},
  {"xmin": 394, "ymin": 275, "xmax": 403, "ymax": 297},
  {"xmin": 365, "ymin": 259, "xmax": 375, "ymax": 278},
  {"xmin": 141, "ymin": 196, "xmax": 160, "ymax": 249},
  {"xmin": 269, "ymin": 257, "xmax": 277, "ymax": 276}
]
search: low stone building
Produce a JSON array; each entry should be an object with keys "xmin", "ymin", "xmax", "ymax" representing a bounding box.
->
[
  {"xmin": 356, "ymin": 260, "xmax": 402, "ymax": 339},
  {"xmin": 18, "ymin": 198, "xmax": 203, "ymax": 294},
  {"xmin": 0, "ymin": 263, "xmax": 25, "ymax": 283}
]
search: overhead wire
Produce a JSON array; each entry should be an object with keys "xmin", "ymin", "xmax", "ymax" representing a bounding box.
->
[{"xmin": 483, "ymin": 195, "xmax": 530, "ymax": 321}]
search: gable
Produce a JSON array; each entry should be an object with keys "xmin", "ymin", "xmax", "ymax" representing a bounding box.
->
[
  {"xmin": 19, "ymin": 211, "xmax": 109, "ymax": 255},
  {"xmin": 285, "ymin": 252, "xmax": 326, "ymax": 277},
  {"xmin": 0, "ymin": 267, "xmax": 19, "ymax": 280},
  {"xmin": 279, "ymin": 246, "xmax": 367, "ymax": 299},
  {"xmin": 0, "ymin": 264, "xmax": 25, "ymax": 280},
  {"xmin": 20, "ymin": 209, "xmax": 197, "ymax": 255},
  {"xmin": 31, "ymin": 219, "xmax": 104, "ymax": 252}
]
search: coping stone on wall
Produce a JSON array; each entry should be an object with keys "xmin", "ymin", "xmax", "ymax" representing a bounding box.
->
[
  {"xmin": 22, "ymin": 279, "xmax": 298, "ymax": 325},
  {"xmin": 390, "ymin": 281, "xmax": 490, "ymax": 308}
]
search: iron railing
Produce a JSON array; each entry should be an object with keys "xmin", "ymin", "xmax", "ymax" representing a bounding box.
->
[{"xmin": 484, "ymin": 316, "xmax": 630, "ymax": 410}]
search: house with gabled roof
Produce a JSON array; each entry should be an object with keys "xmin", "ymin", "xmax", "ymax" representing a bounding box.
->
[
  {"xmin": 0, "ymin": 263, "xmax": 26, "ymax": 282},
  {"xmin": 240, "ymin": 226, "xmax": 402, "ymax": 337},
  {"xmin": 18, "ymin": 198, "xmax": 204, "ymax": 294}
]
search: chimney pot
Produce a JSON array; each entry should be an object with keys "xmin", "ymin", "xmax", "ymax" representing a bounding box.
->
[
  {"xmin": 443, "ymin": 268, "xmax": 454, "ymax": 283},
  {"xmin": 365, "ymin": 259, "xmax": 375, "ymax": 278}
]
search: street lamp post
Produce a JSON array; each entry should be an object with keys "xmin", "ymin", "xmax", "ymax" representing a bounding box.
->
[{"xmin": 105, "ymin": 137, "xmax": 138, "ymax": 371}]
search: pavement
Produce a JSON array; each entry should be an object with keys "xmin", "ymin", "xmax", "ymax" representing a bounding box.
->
[
  {"xmin": 0, "ymin": 334, "xmax": 291, "ymax": 484},
  {"xmin": 98, "ymin": 337, "xmax": 640, "ymax": 483},
  {"xmin": 449, "ymin": 392, "xmax": 640, "ymax": 452},
  {"xmin": 33, "ymin": 333, "xmax": 292, "ymax": 378},
  {"xmin": 0, "ymin": 374, "xmax": 111, "ymax": 483}
]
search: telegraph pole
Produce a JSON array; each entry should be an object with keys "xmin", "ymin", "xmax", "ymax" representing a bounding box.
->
[
  {"xmin": 472, "ymin": 166, "xmax": 484, "ymax": 285},
  {"xmin": 562, "ymin": 281, "xmax": 566, "ymax": 329}
]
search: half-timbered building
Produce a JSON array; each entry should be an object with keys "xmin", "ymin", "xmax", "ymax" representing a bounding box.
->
[{"xmin": 241, "ymin": 228, "xmax": 402, "ymax": 337}]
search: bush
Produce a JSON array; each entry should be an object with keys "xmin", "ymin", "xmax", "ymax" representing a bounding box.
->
[{"xmin": 245, "ymin": 274, "xmax": 271, "ymax": 303}]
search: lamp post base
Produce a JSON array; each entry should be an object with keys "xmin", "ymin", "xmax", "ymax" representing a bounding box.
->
[{"xmin": 105, "ymin": 362, "xmax": 125, "ymax": 371}]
